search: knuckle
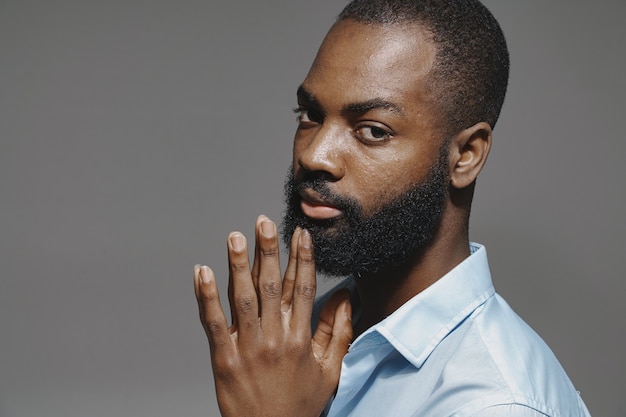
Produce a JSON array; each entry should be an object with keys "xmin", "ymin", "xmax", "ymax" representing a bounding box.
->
[
  {"xmin": 260, "ymin": 281, "xmax": 281, "ymax": 299},
  {"xmin": 230, "ymin": 260, "xmax": 249, "ymax": 274},
  {"xmin": 286, "ymin": 333, "xmax": 308, "ymax": 354},
  {"xmin": 235, "ymin": 295, "xmax": 255, "ymax": 314},
  {"xmin": 260, "ymin": 338, "xmax": 282, "ymax": 363},
  {"xmin": 298, "ymin": 248, "xmax": 315, "ymax": 265},
  {"xmin": 315, "ymin": 319, "xmax": 333, "ymax": 337},
  {"xmin": 200, "ymin": 285, "xmax": 219, "ymax": 303},
  {"xmin": 203, "ymin": 318, "xmax": 224, "ymax": 335},
  {"xmin": 212, "ymin": 356, "xmax": 239, "ymax": 381},
  {"xmin": 295, "ymin": 282, "xmax": 316, "ymax": 300},
  {"xmin": 260, "ymin": 242, "xmax": 279, "ymax": 258}
]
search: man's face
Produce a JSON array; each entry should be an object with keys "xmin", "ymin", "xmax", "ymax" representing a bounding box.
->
[{"xmin": 282, "ymin": 20, "xmax": 450, "ymax": 277}]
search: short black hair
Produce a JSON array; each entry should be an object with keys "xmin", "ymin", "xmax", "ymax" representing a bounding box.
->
[{"xmin": 338, "ymin": 0, "xmax": 509, "ymax": 138}]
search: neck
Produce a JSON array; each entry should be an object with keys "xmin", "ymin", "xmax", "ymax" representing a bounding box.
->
[{"xmin": 352, "ymin": 201, "xmax": 470, "ymax": 337}]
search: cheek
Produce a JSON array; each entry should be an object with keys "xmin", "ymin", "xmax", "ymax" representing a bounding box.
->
[
  {"xmin": 346, "ymin": 148, "xmax": 437, "ymax": 211},
  {"xmin": 345, "ymin": 160, "xmax": 406, "ymax": 210},
  {"xmin": 352, "ymin": 148, "xmax": 426, "ymax": 188}
]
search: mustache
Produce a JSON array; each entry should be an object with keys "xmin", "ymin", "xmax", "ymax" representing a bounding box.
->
[{"xmin": 291, "ymin": 173, "xmax": 353, "ymax": 212}]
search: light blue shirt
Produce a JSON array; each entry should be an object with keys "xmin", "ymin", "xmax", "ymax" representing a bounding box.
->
[{"xmin": 316, "ymin": 243, "xmax": 592, "ymax": 417}]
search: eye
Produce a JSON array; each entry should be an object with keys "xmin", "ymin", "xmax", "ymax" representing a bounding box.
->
[
  {"xmin": 355, "ymin": 125, "xmax": 393, "ymax": 143},
  {"xmin": 294, "ymin": 106, "xmax": 323, "ymax": 125}
]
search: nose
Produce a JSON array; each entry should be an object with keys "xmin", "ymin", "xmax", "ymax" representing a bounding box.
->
[{"xmin": 295, "ymin": 124, "xmax": 346, "ymax": 181}]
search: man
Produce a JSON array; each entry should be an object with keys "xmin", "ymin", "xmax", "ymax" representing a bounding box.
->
[{"xmin": 194, "ymin": 0, "xmax": 592, "ymax": 416}]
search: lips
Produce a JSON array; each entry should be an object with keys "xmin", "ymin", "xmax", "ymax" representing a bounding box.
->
[{"xmin": 299, "ymin": 189, "xmax": 343, "ymax": 220}]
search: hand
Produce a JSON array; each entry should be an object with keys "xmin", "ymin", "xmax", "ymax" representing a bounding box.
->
[{"xmin": 194, "ymin": 215, "xmax": 353, "ymax": 417}]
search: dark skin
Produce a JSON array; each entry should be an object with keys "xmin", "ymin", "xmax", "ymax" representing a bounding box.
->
[
  {"xmin": 194, "ymin": 220, "xmax": 352, "ymax": 417},
  {"xmin": 194, "ymin": 20, "xmax": 492, "ymax": 417}
]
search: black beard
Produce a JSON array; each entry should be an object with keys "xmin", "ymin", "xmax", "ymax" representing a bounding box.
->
[{"xmin": 281, "ymin": 148, "xmax": 449, "ymax": 278}]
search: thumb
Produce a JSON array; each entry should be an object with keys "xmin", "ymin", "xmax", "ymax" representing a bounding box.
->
[{"xmin": 312, "ymin": 289, "xmax": 353, "ymax": 372}]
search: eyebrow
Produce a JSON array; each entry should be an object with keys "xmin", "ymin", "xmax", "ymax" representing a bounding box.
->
[
  {"xmin": 296, "ymin": 86, "xmax": 320, "ymax": 107},
  {"xmin": 344, "ymin": 98, "xmax": 405, "ymax": 117},
  {"xmin": 296, "ymin": 85, "xmax": 405, "ymax": 117}
]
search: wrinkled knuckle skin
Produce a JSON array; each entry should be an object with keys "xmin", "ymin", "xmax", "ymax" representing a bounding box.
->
[
  {"xmin": 260, "ymin": 243, "xmax": 279, "ymax": 258},
  {"xmin": 296, "ymin": 283, "xmax": 316, "ymax": 301},
  {"xmin": 235, "ymin": 296, "xmax": 255, "ymax": 314},
  {"xmin": 298, "ymin": 249, "xmax": 315, "ymax": 265},
  {"xmin": 203, "ymin": 318, "xmax": 224, "ymax": 335},
  {"xmin": 315, "ymin": 320, "xmax": 333, "ymax": 337},
  {"xmin": 260, "ymin": 281, "xmax": 281, "ymax": 299},
  {"xmin": 230, "ymin": 260, "xmax": 249, "ymax": 274}
]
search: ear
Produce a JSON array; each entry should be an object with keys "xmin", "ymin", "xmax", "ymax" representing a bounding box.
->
[{"xmin": 448, "ymin": 122, "xmax": 492, "ymax": 189}]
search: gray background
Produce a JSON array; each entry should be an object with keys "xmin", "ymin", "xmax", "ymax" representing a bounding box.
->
[{"xmin": 1, "ymin": 1, "xmax": 624, "ymax": 416}]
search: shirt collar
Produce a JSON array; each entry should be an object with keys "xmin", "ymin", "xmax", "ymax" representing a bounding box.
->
[{"xmin": 356, "ymin": 242, "xmax": 495, "ymax": 369}]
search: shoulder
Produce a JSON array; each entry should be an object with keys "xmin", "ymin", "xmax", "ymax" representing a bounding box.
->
[{"xmin": 442, "ymin": 293, "xmax": 590, "ymax": 417}]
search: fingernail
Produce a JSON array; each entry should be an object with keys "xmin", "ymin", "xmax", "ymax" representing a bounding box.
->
[
  {"xmin": 260, "ymin": 220, "xmax": 276, "ymax": 238},
  {"xmin": 229, "ymin": 233, "xmax": 246, "ymax": 251},
  {"xmin": 200, "ymin": 265, "xmax": 211, "ymax": 282},
  {"xmin": 300, "ymin": 229, "xmax": 312, "ymax": 249}
]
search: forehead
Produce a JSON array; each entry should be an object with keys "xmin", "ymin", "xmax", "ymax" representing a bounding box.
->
[{"xmin": 303, "ymin": 20, "xmax": 436, "ymax": 104}]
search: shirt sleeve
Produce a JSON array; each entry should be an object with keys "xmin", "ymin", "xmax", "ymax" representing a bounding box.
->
[{"xmin": 469, "ymin": 404, "xmax": 549, "ymax": 417}]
